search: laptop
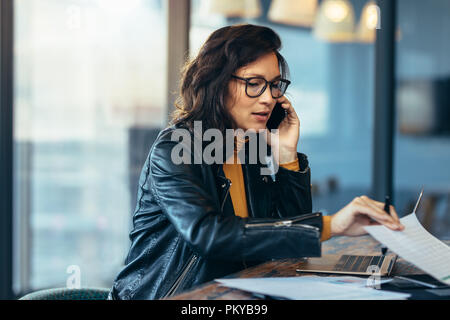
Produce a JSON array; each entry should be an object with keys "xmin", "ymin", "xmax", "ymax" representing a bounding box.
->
[
  {"xmin": 295, "ymin": 188, "xmax": 425, "ymax": 277},
  {"xmin": 295, "ymin": 253, "xmax": 398, "ymax": 276}
]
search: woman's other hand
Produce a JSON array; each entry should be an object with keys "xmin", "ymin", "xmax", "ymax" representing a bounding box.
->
[{"xmin": 330, "ymin": 195, "xmax": 404, "ymax": 237}]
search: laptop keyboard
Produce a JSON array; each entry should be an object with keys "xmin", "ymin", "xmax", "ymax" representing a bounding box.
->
[{"xmin": 333, "ymin": 255, "xmax": 385, "ymax": 273}]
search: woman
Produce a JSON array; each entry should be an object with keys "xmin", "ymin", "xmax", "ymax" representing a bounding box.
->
[{"xmin": 109, "ymin": 24, "xmax": 403, "ymax": 300}]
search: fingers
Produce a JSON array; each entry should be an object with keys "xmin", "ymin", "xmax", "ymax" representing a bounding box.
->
[
  {"xmin": 361, "ymin": 196, "xmax": 401, "ymax": 222},
  {"xmin": 276, "ymin": 95, "xmax": 290, "ymax": 105},
  {"xmin": 389, "ymin": 205, "xmax": 400, "ymax": 223},
  {"xmin": 353, "ymin": 196, "xmax": 404, "ymax": 231},
  {"xmin": 359, "ymin": 195, "xmax": 402, "ymax": 225},
  {"xmin": 276, "ymin": 97, "xmax": 299, "ymax": 121}
]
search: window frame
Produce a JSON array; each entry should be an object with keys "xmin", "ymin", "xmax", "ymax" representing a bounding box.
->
[{"xmin": 0, "ymin": 0, "xmax": 15, "ymax": 300}]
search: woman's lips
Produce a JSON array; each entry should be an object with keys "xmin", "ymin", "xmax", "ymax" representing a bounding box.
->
[{"xmin": 251, "ymin": 112, "xmax": 270, "ymax": 121}]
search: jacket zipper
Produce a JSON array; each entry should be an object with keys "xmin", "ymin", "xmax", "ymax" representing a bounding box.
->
[
  {"xmin": 220, "ymin": 179, "xmax": 231, "ymax": 212},
  {"xmin": 244, "ymin": 212, "xmax": 321, "ymax": 231},
  {"xmin": 165, "ymin": 254, "xmax": 198, "ymax": 298}
]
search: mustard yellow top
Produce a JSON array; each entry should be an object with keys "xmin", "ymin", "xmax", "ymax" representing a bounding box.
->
[{"xmin": 223, "ymin": 147, "xmax": 331, "ymax": 242}]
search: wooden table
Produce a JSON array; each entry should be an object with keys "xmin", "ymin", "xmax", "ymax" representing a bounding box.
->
[{"xmin": 168, "ymin": 235, "xmax": 450, "ymax": 300}]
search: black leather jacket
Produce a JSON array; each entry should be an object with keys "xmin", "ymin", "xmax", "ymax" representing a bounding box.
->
[{"xmin": 109, "ymin": 124, "xmax": 324, "ymax": 300}]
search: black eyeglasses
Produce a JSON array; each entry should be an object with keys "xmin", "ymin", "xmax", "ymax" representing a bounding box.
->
[{"xmin": 231, "ymin": 75, "xmax": 291, "ymax": 99}]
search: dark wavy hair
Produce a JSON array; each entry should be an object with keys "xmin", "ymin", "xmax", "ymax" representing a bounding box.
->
[{"xmin": 169, "ymin": 23, "xmax": 290, "ymax": 134}]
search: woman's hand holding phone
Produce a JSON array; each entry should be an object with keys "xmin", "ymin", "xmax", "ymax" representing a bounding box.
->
[{"xmin": 267, "ymin": 96, "xmax": 300, "ymax": 164}]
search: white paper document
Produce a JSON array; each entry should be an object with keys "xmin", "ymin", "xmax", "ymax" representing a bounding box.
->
[
  {"xmin": 216, "ymin": 276, "xmax": 409, "ymax": 300},
  {"xmin": 298, "ymin": 275, "xmax": 393, "ymax": 287},
  {"xmin": 364, "ymin": 212, "xmax": 450, "ymax": 285}
]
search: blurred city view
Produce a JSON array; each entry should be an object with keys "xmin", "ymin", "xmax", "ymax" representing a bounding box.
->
[
  {"xmin": 13, "ymin": 0, "xmax": 167, "ymax": 291},
  {"xmin": 12, "ymin": 0, "xmax": 450, "ymax": 294}
]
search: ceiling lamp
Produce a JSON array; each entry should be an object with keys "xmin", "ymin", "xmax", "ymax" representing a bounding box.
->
[
  {"xmin": 205, "ymin": 0, "xmax": 262, "ymax": 19},
  {"xmin": 313, "ymin": 0, "xmax": 356, "ymax": 42},
  {"xmin": 356, "ymin": 1, "xmax": 380, "ymax": 43},
  {"xmin": 268, "ymin": 0, "xmax": 318, "ymax": 27}
]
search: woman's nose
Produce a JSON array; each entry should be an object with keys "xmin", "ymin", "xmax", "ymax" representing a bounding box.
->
[{"xmin": 260, "ymin": 85, "xmax": 276, "ymax": 103}]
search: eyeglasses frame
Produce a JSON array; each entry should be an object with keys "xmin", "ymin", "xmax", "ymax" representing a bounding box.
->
[{"xmin": 231, "ymin": 75, "xmax": 291, "ymax": 99}]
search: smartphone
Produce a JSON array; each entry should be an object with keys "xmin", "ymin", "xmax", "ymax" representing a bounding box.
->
[{"xmin": 266, "ymin": 102, "xmax": 286, "ymax": 130}]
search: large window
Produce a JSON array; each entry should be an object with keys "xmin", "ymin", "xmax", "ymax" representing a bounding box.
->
[
  {"xmin": 9, "ymin": 0, "xmax": 449, "ymax": 298},
  {"xmin": 13, "ymin": 0, "xmax": 167, "ymax": 294},
  {"xmin": 394, "ymin": 0, "xmax": 450, "ymax": 237}
]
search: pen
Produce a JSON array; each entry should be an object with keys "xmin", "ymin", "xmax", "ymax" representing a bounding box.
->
[{"xmin": 381, "ymin": 196, "xmax": 390, "ymax": 256}]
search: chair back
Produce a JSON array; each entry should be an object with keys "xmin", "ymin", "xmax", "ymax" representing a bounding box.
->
[{"xmin": 19, "ymin": 287, "xmax": 111, "ymax": 300}]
